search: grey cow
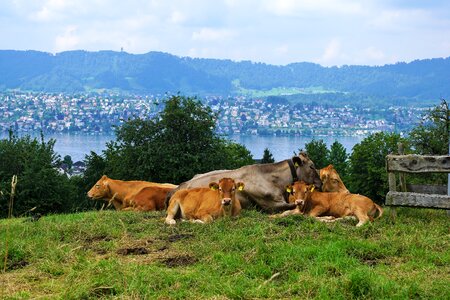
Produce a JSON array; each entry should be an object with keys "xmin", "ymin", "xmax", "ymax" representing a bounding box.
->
[{"xmin": 166, "ymin": 152, "xmax": 322, "ymax": 213}]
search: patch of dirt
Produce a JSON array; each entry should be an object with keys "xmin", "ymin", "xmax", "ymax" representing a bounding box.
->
[
  {"xmin": 89, "ymin": 286, "xmax": 117, "ymax": 298},
  {"xmin": 166, "ymin": 233, "xmax": 194, "ymax": 242},
  {"xmin": 85, "ymin": 235, "xmax": 112, "ymax": 243},
  {"xmin": 161, "ymin": 255, "xmax": 198, "ymax": 267},
  {"xmin": 117, "ymin": 247, "xmax": 149, "ymax": 256},
  {"xmin": 5, "ymin": 259, "xmax": 29, "ymax": 271}
]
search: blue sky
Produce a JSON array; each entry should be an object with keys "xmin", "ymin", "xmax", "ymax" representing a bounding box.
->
[{"xmin": 1, "ymin": 0, "xmax": 449, "ymax": 66}]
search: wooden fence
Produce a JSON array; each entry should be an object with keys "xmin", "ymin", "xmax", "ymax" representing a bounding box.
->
[{"xmin": 386, "ymin": 154, "xmax": 450, "ymax": 209}]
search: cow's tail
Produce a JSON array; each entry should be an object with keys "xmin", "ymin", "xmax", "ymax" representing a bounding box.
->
[
  {"xmin": 165, "ymin": 188, "xmax": 177, "ymax": 209},
  {"xmin": 372, "ymin": 203, "xmax": 383, "ymax": 220},
  {"xmin": 165, "ymin": 196, "xmax": 181, "ymax": 224}
]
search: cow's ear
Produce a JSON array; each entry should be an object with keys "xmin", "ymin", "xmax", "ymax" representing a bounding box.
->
[
  {"xmin": 236, "ymin": 182, "xmax": 245, "ymax": 191},
  {"xmin": 292, "ymin": 156, "xmax": 302, "ymax": 168},
  {"xmin": 285, "ymin": 184, "xmax": 293, "ymax": 194},
  {"xmin": 209, "ymin": 182, "xmax": 219, "ymax": 190},
  {"xmin": 101, "ymin": 175, "xmax": 107, "ymax": 179}
]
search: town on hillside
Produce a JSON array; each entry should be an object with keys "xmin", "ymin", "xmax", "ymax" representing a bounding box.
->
[{"xmin": 0, "ymin": 92, "xmax": 427, "ymax": 137}]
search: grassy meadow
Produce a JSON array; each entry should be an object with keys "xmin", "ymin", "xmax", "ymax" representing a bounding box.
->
[{"xmin": 1, "ymin": 207, "xmax": 449, "ymax": 299}]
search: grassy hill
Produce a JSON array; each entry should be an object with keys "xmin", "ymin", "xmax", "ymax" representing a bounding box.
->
[{"xmin": 1, "ymin": 208, "xmax": 449, "ymax": 299}]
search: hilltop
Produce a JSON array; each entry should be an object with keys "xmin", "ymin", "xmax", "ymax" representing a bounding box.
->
[{"xmin": 0, "ymin": 50, "xmax": 449, "ymax": 106}]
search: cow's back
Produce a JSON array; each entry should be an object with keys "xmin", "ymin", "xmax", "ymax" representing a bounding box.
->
[
  {"xmin": 171, "ymin": 187, "xmax": 221, "ymax": 218},
  {"xmin": 133, "ymin": 185, "xmax": 176, "ymax": 211}
]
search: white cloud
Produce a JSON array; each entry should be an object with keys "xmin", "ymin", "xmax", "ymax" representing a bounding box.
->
[
  {"xmin": 264, "ymin": 0, "xmax": 363, "ymax": 17},
  {"xmin": 320, "ymin": 38, "xmax": 342, "ymax": 64},
  {"xmin": 54, "ymin": 26, "xmax": 79, "ymax": 52},
  {"xmin": 192, "ymin": 28, "xmax": 236, "ymax": 42}
]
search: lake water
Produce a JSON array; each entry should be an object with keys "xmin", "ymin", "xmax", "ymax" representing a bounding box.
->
[{"xmin": 1, "ymin": 133, "xmax": 365, "ymax": 162}]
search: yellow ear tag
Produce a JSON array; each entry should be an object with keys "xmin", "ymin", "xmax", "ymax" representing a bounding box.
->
[
  {"xmin": 210, "ymin": 186, "xmax": 218, "ymax": 191},
  {"xmin": 294, "ymin": 162, "xmax": 299, "ymax": 168},
  {"xmin": 286, "ymin": 187, "xmax": 292, "ymax": 193},
  {"xmin": 310, "ymin": 186, "xmax": 315, "ymax": 192},
  {"xmin": 238, "ymin": 185, "xmax": 244, "ymax": 191}
]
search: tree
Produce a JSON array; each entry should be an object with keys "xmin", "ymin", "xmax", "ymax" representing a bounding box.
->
[
  {"xmin": 62, "ymin": 155, "xmax": 73, "ymax": 170},
  {"xmin": 304, "ymin": 139, "xmax": 329, "ymax": 169},
  {"xmin": 409, "ymin": 99, "xmax": 449, "ymax": 155},
  {"xmin": 86, "ymin": 95, "xmax": 253, "ymax": 184},
  {"xmin": 0, "ymin": 130, "xmax": 76, "ymax": 217},
  {"xmin": 347, "ymin": 132, "xmax": 407, "ymax": 204},
  {"xmin": 327, "ymin": 140, "xmax": 348, "ymax": 178},
  {"xmin": 261, "ymin": 148, "xmax": 275, "ymax": 164}
]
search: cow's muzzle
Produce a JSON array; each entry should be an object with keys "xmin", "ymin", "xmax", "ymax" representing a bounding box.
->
[
  {"xmin": 294, "ymin": 199, "xmax": 305, "ymax": 207},
  {"xmin": 222, "ymin": 198, "xmax": 232, "ymax": 206}
]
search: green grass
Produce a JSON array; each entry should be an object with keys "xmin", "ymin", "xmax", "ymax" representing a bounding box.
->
[{"xmin": 1, "ymin": 208, "xmax": 449, "ymax": 299}]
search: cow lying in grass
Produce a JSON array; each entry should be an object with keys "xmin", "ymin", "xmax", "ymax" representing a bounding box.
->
[
  {"xmin": 165, "ymin": 177, "xmax": 244, "ymax": 225},
  {"xmin": 320, "ymin": 164, "xmax": 349, "ymax": 193},
  {"xmin": 271, "ymin": 181, "xmax": 383, "ymax": 226},
  {"xmin": 166, "ymin": 152, "xmax": 322, "ymax": 213},
  {"xmin": 87, "ymin": 175, "xmax": 177, "ymax": 211}
]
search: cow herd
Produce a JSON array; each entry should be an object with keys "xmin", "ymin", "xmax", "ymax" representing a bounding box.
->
[{"xmin": 87, "ymin": 152, "xmax": 383, "ymax": 227}]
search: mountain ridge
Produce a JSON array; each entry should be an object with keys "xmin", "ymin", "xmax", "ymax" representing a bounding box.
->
[{"xmin": 0, "ymin": 50, "xmax": 449, "ymax": 104}]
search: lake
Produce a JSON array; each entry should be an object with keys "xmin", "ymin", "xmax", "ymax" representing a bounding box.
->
[{"xmin": 0, "ymin": 133, "xmax": 365, "ymax": 162}]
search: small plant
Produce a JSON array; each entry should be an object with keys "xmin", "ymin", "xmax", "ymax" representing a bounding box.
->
[{"xmin": 3, "ymin": 175, "xmax": 17, "ymax": 273}]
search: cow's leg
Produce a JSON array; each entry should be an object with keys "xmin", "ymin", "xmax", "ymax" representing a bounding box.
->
[
  {"xmin": 269, "ymin": 208, "xmax": 301, "ymax": 218},
  {"xmin": 266, "ymin": 202, "xmax": 297, "ymax": 214},
  {"xmin": 165, "ymin": 200, "xmax": 180, "ymax": 225},
  {"xmin": 354, "ymin": 209, "xmax": 370, "ymax": 227},
  {"xmin": 200, "ymin": 214, "xmax": 214, "ymax": 224},
  {"xmin": 307, "ymin": 206, "xmax": 327, "ymax": 218}
]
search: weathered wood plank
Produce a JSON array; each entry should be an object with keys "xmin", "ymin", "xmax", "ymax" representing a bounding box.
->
[
  {"xmin": 386, "ymin": 155, "xmax": 450, "ymax": 173},
  {"xmin": 386, "ymin": 191, "xmax": 450, "ymax": 209},
  {"xmin": 406, "ymin": 184, "xmax": 447, "ymax": 195}
]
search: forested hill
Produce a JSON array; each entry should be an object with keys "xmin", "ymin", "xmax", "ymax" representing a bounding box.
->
[{"xmin": 1, "ymin": 50, "xmax": 449, "ymax": 104}]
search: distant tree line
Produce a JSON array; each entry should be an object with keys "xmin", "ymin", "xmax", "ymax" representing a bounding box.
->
[{"xmin": 0, "ymin": 96, "xmax": 448, "ymax": 218}]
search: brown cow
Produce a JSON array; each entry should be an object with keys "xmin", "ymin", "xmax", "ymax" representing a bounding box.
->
[
  {"xmin": 166, "ymin": 152, "xmax": 322, "ymax": 213},
  {"xmin": 87, "ymin": 175, "xmax": 177, "ymax": 211},
  {"xmin": 271, "ymin": 181, "xmax": 383, "ymax": 226},
  {"xmin": 320, "ymin": 164, "xmax": 349, "ymax": 193},
  {"xmin": 165, "ymin": 177, "xmax": 244, "ymax": 225}
]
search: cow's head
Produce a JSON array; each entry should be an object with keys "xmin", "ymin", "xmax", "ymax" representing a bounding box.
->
[
  {"xmin": 285, "ymin": 181, "xmax": 315, "ymax": 208},
  {"xmin": 320, "ymin": 164, "xmax": 349, "ymax": 193},
  {"xmin": 209, "ymin": 177, "xmax": 244, "ymax": 207},
  {"xmin": 292, "ymin": 152, "xmax": 322, "ymax": 189},
  {"xmin": 87, "ymin": 175, "xmax": 110, "ymax": 200}
]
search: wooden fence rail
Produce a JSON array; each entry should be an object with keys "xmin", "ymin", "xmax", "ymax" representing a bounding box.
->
[{"xmin": 386, "ymin": 154, "xmax": 450, "ymax": 209}]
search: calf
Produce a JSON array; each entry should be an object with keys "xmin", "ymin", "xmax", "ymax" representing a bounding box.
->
[
  {"xmin": 166, "ymin": 152, "xmax": 322, "ymax": 213},
  {"xmin": 271, "ymin": 181, "xmax": 383, "ymax": 226},
  {"xmin": 320, "ymin": 164, "xmax": 349, "ymax": 193},
  {"xmin": 165, "ymin": 178, "xmax": 244, "ymax": 225},
  {"xmin": 87, "ymin": 175, "xmax": 177, "ymax": 211}
]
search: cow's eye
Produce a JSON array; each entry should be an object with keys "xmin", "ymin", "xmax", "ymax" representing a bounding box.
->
[{"xmin": 219, "ymin": 188, "xmax": 222, "ymax": 192}]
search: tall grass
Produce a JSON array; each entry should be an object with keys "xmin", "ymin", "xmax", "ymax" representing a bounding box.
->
[{"xmin": 0, "ymin": 208, "xmax": 449, "ymax": 299}]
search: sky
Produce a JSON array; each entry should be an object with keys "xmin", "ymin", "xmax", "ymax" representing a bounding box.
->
[{"xmin": 1, "ymin": 0, "xmax": 450, "ymax": 67}]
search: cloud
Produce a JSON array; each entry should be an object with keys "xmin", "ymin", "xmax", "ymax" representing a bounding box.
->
[
  {"xmin": 264, "ymin": 0, "xmax": 364, "ymax": 17},
  {"xmin": 192, "ymin": 28, "xmax": 236, "ymax": 42},
  {"xmin": 54, "ymin": 26, "xmax": 79, "ymax": 52},
  {"xmin": 320, "ymin": 38, "xmax": 342, "ymax": 64}
]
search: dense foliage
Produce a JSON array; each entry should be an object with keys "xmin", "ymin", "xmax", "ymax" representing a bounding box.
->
[
  {"xmin": 409, "ymin": 99, "xmax": 449, "ymax": 155},
  {"xmin": 85, "ymin": 95, "xmax": 254, "ymax": 184},
  {"xmin": 0, "ymin": 131, "xmax": 77, "ymax": 218},
  {"xmin": 347, "ymin": 132, "xmax": 407, "ymax": 204},
  {"xmin": 302, "ymin": 139, "xmax": 349, "ymax": 178}
]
